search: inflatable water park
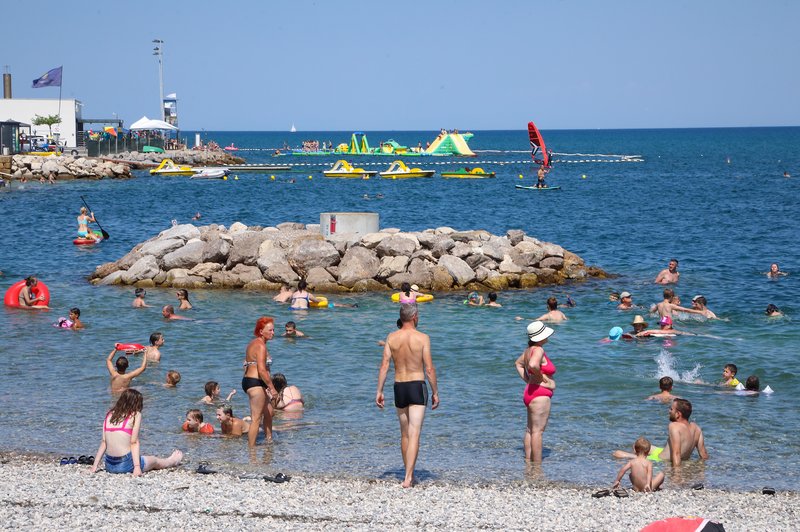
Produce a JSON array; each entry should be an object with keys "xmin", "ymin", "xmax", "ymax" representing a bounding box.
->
[{"xmin": 278, "ymin": 130, "xmax": 476, "ymax": 157}]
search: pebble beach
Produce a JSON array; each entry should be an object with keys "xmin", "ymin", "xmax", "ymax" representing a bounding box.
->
[{"xmin": 1, "ymin": 453, "xmax": 797, "ymax": 531}]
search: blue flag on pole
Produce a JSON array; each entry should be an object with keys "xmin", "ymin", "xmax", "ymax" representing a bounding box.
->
[{"xmin": 32, "ymin": 66, "xmax": 63, "ymax": 88}]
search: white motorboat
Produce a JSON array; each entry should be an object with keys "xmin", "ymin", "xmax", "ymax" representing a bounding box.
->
[{"xmin": 191, "ymin": 168, "xmax": 230, "ymax": 179}]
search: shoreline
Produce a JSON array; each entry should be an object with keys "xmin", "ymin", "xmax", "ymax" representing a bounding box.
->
[{"xmin": 1, "ymin": 453, "xmax": 796, "ymax": 530}]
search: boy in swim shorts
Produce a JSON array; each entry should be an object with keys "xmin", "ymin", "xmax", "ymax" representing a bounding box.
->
[{"xmin": 611, "ymin": 437, "xmax": 665, "ymax": 492}]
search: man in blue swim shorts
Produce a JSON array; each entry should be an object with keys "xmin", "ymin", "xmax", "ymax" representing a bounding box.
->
[{"xmin": 376, "ymin": 303, "xmax": 439, "ymax": 488}]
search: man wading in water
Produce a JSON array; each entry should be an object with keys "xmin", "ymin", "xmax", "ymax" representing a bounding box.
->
[{"xmin": 376, "ymin": 304, "xmax": 439, "ymax": 488}]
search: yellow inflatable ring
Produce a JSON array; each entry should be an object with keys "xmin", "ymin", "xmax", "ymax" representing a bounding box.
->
[
  {"xmin": 309, "ymin": 296, "xmax": 329, "ymax": 308},
  {"xmin": 391, "ymin": 292, "xmax": 434, "ymax": 303}
]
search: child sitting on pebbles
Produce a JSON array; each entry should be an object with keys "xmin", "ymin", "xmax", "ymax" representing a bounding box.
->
[{"xmin": 611, "ymin": 437, "xmax": 665, "ymax": 492}]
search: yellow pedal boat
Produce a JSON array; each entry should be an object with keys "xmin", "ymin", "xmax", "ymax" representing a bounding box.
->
[
  {"xmin": 323, "ymin": 160, "xmax": 377, "ymax": 178},
  {"xmin": 379, "ymin": 160, "xmax": 435, "ymax": 179},
  {"xmin": 441, "ymin": 167, "xmax": 496, "ymax": 179},
  {"xmin": 150, "ymin": 158, "xmax": 195, "ymax": 176}
]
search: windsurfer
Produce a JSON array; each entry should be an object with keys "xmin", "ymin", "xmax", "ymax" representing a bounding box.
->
[{"xmin": 536, "ymin": 165, "xmax": 548, "ymax": 188}]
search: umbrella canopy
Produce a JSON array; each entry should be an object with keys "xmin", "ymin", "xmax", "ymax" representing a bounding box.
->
[{"xmin": 129, "ymin": 116, "xmax": 178, "ymax": 131}]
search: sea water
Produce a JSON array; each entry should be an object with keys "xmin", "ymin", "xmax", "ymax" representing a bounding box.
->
[{"xmin": 1, "ymin": 127, "xmax": 798, "ymax": 491}]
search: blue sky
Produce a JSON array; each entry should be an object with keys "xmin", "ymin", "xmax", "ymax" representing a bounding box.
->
[{"xmin": 4, "ymin": 0, "xmax": 798, "ymax": 130}]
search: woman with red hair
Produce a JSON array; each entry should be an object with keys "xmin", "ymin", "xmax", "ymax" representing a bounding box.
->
[{"xmin": 242, "ymin": 316, "xmax": 279, "ymax": 446}]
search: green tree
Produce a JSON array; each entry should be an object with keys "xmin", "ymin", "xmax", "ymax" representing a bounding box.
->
[{"xmin": 32, "ymin": 114, "xmax": 61, "ymax": 140}]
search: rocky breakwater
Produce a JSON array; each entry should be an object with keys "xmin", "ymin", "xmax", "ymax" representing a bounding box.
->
[
  {"xmin": 8, "ymin": 154, "xmax": 131, "ymax": 180},
  {"xmin": 108, "ymin": 149, "xmax": 245, "ymax": 169},
  {"xmin": 89, "ymin": 222, "xmax": 606, "ymax": 292}
]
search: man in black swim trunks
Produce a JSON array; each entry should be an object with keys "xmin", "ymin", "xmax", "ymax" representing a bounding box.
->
[{"xmin": 376, "ymin": 304, "xmax": 439, "ymax": 488}]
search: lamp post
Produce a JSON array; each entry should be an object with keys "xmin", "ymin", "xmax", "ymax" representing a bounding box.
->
[{"xmin": 152, "ymin": 39, "xmax": 164, "ymax": 121}]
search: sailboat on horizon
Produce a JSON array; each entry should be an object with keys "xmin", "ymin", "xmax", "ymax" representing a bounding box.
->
[{"xmin": 290, "ymin": 123, "xmax": 297, "ymax": 133}]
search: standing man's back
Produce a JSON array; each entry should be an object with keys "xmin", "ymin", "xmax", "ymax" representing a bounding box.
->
[{"xmin": 376, "ymin": 304, "xmax": 439, "ymax": 488}]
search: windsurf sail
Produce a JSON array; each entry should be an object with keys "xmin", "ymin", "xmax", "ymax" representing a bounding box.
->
[{"xmin": 528, "ymin": 121, "xmax": 551, "ymax": 168}]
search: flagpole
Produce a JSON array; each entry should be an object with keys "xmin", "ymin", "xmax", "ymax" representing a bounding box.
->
[{"xmin": 57, "ymin": 69, "xmax": 62, "ymax": 117}]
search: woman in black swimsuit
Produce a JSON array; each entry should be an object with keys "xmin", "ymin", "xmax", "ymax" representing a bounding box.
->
[{"xmin": 243, "ymin": 316, "xmax": 279, "ymax": 447}]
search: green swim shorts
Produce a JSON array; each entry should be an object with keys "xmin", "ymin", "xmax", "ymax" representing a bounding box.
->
[{"xmin": 647, "ymin": 446, "xmax": 664, "ymax": 462}]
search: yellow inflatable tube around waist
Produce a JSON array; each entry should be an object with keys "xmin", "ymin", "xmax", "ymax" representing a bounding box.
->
[{"xmin": 391, "ymin": 292, "xmax": 434, "ymax": 303}]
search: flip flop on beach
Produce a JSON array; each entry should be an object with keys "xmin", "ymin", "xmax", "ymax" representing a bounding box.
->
[
  {"xmin": 762, "ymin": 487, "xmax": 776, "ymax": 495},
  {"xmin": 592, "ymin": 489, "xmax": 611, "ymax": 498},
  {"xmin": 613, "ymin": 488, "xmax": 629, "ymax": 498},
  {"xmin": 692, "ymin": 483, "xmax": 704, "ymax": 490},
  {"xmin": 196, "ymin": 462, "xmax": 217, "ymax": 475},
  {"xmin": 264, "ymin": 472, "xmax": 291, "ymax": 483}
]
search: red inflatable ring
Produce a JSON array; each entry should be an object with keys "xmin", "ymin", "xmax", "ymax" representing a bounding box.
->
[
  {"xmin": 115, "ymin": 343, "xmax": 146, "ymax": 353},
  {"xmin": 3, "ymin": 280, "xmax": 50, "ymax": 308}
]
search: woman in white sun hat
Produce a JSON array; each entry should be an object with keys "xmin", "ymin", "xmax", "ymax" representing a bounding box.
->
[{"xmin": 514, "ymin": 321, "xmax": 557, "ymax": 462}]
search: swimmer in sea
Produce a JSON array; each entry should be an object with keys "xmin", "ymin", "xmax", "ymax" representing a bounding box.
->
[
  {"xmin": 282, "ymin": 321, "xmax": 305, "ymax": 337},
  {"xmin": 766, "ymin": 263, "xmax": 787, "ymax": 279},
  {"xmin": 613, "ymin": 398, "xmax": 708, "ymax": 466},
  {"xmin": 398, "ymin": 282, "xmax": 421, "ymax": 304},
  {"xmin": 182, "ymin": 409, "xmax": 214, "ymax": 434},
  {"xmin": 689, "ymin": 295, "xmax": 717, "ymax": 319},
  {"xmin": 654, "ymin": 288, "xmax": 703, "ymax": 319},
  {"xmin": 165, "ymin": 370, "xmax": 181, "ymax": 387},
  {"xmin": 144, "ymin": 332, "xmax": 164, "ymax": 362},
  {"xmin": 627, "ymin": 315, "xmax": 649, "ymax": 337},
  {"xmin": 192, "ymin": 212, "xmax": 201, "ymax": 221},
  {"xmin": 106, "ymin": 347, "xmax": 148, "ymax": 393},
  {"xmin": 132, "ymin": 288, "xmax": 150, "ymax": 308},
  {"xmin": 721, "ymin": 364, "xmax": 740, "ymax": 387},
  {"xmin": 18, "ymin": 275, "xmax": 49, "ymax": 309},
  {"xmin": 273, "ymin": 284, "xmax": 294, "ymax": 303},
  {"xmin": 68, "ymin": 307, "xmax": 84, "ymax": 330},
  {"xmin": 272, "ymin": 373, "xmax": 305, "ymax": 412},
  {"xmin": 617, "ymin": 292, "xmax": 637, "ymax": 310},
  {"xmin": 515, "ymin": 297, "xmax": 568, "ymax": 322},
  {"xmin": 647, "ymin": 376, "xmax": 678, "ymax": 402},
  {"xmin": 654, "ymin": 258, "xmax": 680, "ymax": 284},
  {"xmin": 636, "ymin": 316, "xmax": 693, "ymax": 337},
  {"xmin": 289, "ymin": 280, "xmax": 318, "ymax": 310},
  {"xmin": 485, "ymin": 292, "xmax": 502, "ymax": 308},
  {"xmin": 201, "ymin": 381, "xmax": 236, "ymax": 404},
  {"xmin": 765, "ymin": 304, "xmax": 783, "ymax": 317},
  {"xmin": 216, "ymin": 405, "xmax": 250, "ymax": 436},
  {"xmin": 162, "ymin": 305, "xmax": 191, "ymax": 320},
  {"xmin": 465, "ymin": 292, "xmax": 484, "ymax": 306},
  {"xmin": 176, "ymin": 289, "xmax": 192, "ymax": 310}
]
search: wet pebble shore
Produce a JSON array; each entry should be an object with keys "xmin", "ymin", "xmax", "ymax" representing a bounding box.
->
[{"xmin": 1, "ymin": 455, "xmax": 797, "ymax": 531}]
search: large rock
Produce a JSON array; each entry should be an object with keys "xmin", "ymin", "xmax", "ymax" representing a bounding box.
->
[
  {"xmin": 338, "ymin": 246, "xmax": 380, "ymax": 288},
  {"xmin": 306, "ymin": 266, "xmax": 336, "ymax": 288},
  {"xmin": 539, "ymin": 256, "xmax": 564, "ymax": 270},
  {"xmin": 91, "ymin": 262, "xmax": 120, "ymax": 280},
  {"xmin": 256, "ymin": 248, "xmax": 289, "ymax": 274},
  {"xmin": 41, "ymin": 160, "xmax": 59, "ymax": 174},
  {"xmin": 519, "ymin": 273, "xmax": 540, "ymax": 288},
  {"xmin": 506, "ymin": 229, "xmax": 526, "ymax": 246},
  {"xmin": 227, "ymin": 231, "xmax": 270, "ymax": 267},
  {"xmin": 139, "ymin": 238, "xmax": 185, "ymax": 259},
  {"xmin": 499, "ymin": 255, "xmax": 523, "ymax": 274},
  {"xmin": 438, "ymin": 255, "xmax": 475, "ymax": 286},
  {"xmin": 117, "ymin": 243, "xmax": 145, "ymax": 269},
  {"xmin": 98, "ymin": 270, "xmax": 125, "ymax": 286},
  {"xmin": 212, "ymin": 264, "xmax": 263, "ymax": 288},
  {"xmin": 201, "ymin": 238, "xmax": 231, "ymax": 263},
  {"xmin": 407, "ymin": 258, "xmax": 433, "ymax": 288},
  {"xmin": 483, "ymin": 270, "xmax": 511, "ymax": 291},
  {"xmin": 360, "ymin": 232, "xmax": 387, "ymax": 249},
  {"xmin": 450, "ymin": 242, "xmax": 472, "ymax": 259},
  {"xmin": 188, "ymin": 262, "xmax": 223, "ymax": 280},
  {"xmin": 431, "ymin": 265, "xmax": 454, "ymax": 290},
  {"xmin": 262, "ymin": 263, "xmax": 299, "ymax": 285},
  {"xmin": 431, "ymin": 236, "xmax": 455, "ymax": 258},
  {"xmin": 121, "ymin": 255, "xmax": 160, "ymax": 284},
  {"xmin": 377, "ymin": 256, "xmax": 409, "ymax": 279},
  {"xmin": 481, "ymin": 240, "xmax": 512, "ymax": 261},
  {"xmin": 165, "ymin": 268, "xmax": 190, "ymax": 283},
  {"xmin": 162, "ymin": 240, "xmax": 205, "ymax": 270},
  {"xmin": 540, "ymin": 242, "xmax": 565, "ymax": 258},
  {"xmin": 375, "ymin": 235, "xmax": 417, "ymax": 257},
  {"xmin": 514, "ymin": 240, "xmax": 546, "ymax": 267},
  {"xmin": 172, "ymin": 276, "xmax": 207, "ymax": 289},
  {"xmin": 287, "ymin": 239, "xmax": 340, "ymax": 275},
  {"xmin": 157, "ymin": 224, "xmax": 201, "ymax": 242},
  {"xmin": 351, "ymin": 278, "xmax": 389, "ymax": 292}
]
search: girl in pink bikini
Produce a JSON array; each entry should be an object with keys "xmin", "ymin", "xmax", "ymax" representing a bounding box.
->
[
  {"xmin": 90, "ymin": 389, "xmax": 182, "ymax": 476},
  {"xmin": 515, "ymin": 321, "xmax": 557, "ymax": 463}
]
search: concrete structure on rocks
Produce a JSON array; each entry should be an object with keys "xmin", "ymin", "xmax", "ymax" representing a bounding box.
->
[{"xmin": 89, "ymin": 222, "xmax": 606, "ymax": 292}]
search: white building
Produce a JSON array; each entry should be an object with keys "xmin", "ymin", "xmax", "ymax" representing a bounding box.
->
[{"xmin": 0, "ymin": 98, "xmax": 82, "ymax": 147}]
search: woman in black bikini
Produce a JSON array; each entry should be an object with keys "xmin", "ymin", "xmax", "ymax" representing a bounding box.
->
[{"xmin": 243, "ymin": 316, "xmax": 279, "ymax": 447}]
